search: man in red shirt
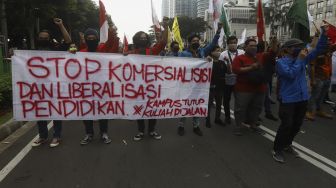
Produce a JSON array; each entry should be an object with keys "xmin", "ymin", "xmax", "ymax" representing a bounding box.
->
[{"xmin": 232, "ymin": 38, "xmax": 269, "ymax": 136}]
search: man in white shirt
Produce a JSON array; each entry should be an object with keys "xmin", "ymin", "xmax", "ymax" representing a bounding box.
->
[{"xmin": 219, "ymin": 36, "xmax": 244, "ymax": 124}]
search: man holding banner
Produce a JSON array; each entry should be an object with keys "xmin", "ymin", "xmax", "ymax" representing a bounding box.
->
[
  {"xmin": 177, "ymin": 22, "xmax": 222, "ymax": 136},
  {"xmin": 31, "ymin": 18, "xmax": 71, "ymax": 148}
]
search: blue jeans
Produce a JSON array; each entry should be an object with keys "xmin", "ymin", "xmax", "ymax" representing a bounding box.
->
[
  {"xmin": 37, "ymin": 120, "xmax": 62, "ymax": 139},
  {"xmin": 307, "ymin": 79, "xmax": 331, "ymax": 112}
]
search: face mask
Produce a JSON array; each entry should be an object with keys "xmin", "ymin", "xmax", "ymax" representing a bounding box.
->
[
  {"xmin": 172, "ymin": 47, "xmax": 179, "ymax": 52},
  {"xmin": 228, "ymin": 44, "xmax": 237, "ymax": 51},
  {"xmin": 191, "ymin": 43, "xmax": 200, "ymax": 50},
  {"xmin": 212, "ymin": 52, "xmax": 221, "ymax": 59},
  {"xmin": 138, "ymin": 40, "xmax": 148, "ymax": 48},
  {"xmin": 246, "ymin": 48, "xmax": 257, "ymax": 56},
  {"xmin": 86, "ymin": 39, "xmax": 98, "ymax": 52},
  {"xmin": 37, "ymin": 40, "xmax": 51, "ymax": 49},
  {"xmin": 292, "ymin": 47, "xmax": 302, "ymax": 57}
]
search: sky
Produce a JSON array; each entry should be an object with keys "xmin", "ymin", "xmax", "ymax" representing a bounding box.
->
[{"xmin": 93, "ymin": 0, "xmax": 162, "ymax": 43}]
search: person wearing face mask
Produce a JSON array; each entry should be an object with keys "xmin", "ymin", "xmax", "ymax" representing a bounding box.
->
[
  {"xmin": 79, "ymin": 26, "xmax": 119, "ymax": 145},
  {"xmin": 231, "ymin": 38, "xmax": 270, "ymax": 136},
  {"xmin": 165, "ymin": 41, "xmax": 180, "ymax": 57},
  {"xmin": 126, "ymin": 17, "xmax": 169, "ymax": 142},
  {"xmin": 272, "ymin": 26, "xmax": 328, "ymax": 163},
  {"xmin": 205, "ymin": 45, "xmax": 225, "ymax": 128},
  {"xmin": 219, "ymin": 36, "xmax": 245, "ymax": 125},
  {"xmin": 32, "ymin": 18, "xmax": 71, "ymax": 148},
  {"xmin": 177, "ymin": 23, "xmax": 222, "ymax": 136}
]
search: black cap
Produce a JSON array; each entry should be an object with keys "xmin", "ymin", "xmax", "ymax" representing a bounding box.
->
[
  {"xmin": 282, "ymin": 38, "xmax": 304, "ymax": 48},
  {"xmin": 84, "ymin": 28, "xmax": 99, "ymax": 39}
]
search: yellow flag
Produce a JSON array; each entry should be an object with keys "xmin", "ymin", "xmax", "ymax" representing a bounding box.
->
[{"xmin": 172, "ymin": 17, "xmax": 184, "ymax": 51}]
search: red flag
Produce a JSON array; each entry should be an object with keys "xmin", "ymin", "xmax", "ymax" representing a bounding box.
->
[
  {"xmin": 99, "ymin": 0, "xmax": 109, "ymax": 43},
  {"xmin": 123, "ymin": 34, "xmax": 128, "ymax": 53},
  {"xmin": 257, "ymin": 0, "xmax": 265, "ymax": 42},
  {"xmin": 323, "ymin": 20, "xmax": 336, "ymax": 44}
]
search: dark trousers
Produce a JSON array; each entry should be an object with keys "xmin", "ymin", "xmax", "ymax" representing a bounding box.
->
[
  {"xmin": 206, "ymin": 87, "xmax": 224, "ymax": 123},
  {"xmin": 83, "ymin": 120, "xmax": 108, "ymax": 135},
  {"xmin": 137, "ymin": 119, "xmax": 157, "ymax": 133},
  {"xmin": 37, "ymin": 120, "xmax": 62, "ymax": 139},
  {"xmin": 264, "ymin": 85, "xmax": 272, "ymax": 114},
  {"xmin": 273, "ymin": 101, "xmax": 307, "ymax": 151},
  {"xmin": 223, "ymin": 85, "xmax": 234, "ymax": 119}
]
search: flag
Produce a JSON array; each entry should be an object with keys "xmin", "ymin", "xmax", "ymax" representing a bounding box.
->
[
  {"xmin": 257, "ymin": 0, "xmax": 265, "ymax": 42},
  {"xmin": 323, "ymin": 20, "xmax": 336, "ymax": 44},
  {"xmin": 220, "ymin": 6, "xmax": 231, "ymax": 38},
  {"xmin": 166, "ymin": 26, "xmax": 174, "ymax": 50},
  {"xmin": 208, "ymin": 0, "xmax": 214, "ymax": 14},
  {"xmin": 151, "ymin": 0, "xmax": 161, "ymax": 32},
  {"xmin": 238, "ymin": 28, "xmax": 247, "ymax": 45},
  {"xmin": 307, "ymin": 9, "xmax": 314, "ymax": 29},
  {"xmin": 123, "ymin": 34, "xmax": 128, "ymax": 53},
  {"xmin": 172, "ymin": 17, "xmax": 184, "ymax": 52},
  {"xmin": 99, "ymin": 0, "xmax": 109, "ymax": 43},
  {"xmin": 212, "ymin": 0, "xmax": 222, "ymax": 31},
  {"xmin": 287, "ymin": 0, "xmax": 310, "ymax": 43}
]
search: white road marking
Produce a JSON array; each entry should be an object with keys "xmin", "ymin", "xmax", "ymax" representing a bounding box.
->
[
  {"xmin": 225, "ymin": 109, "xmax": 336, "ymax": 178},
  {"xmin": 0, "ymin": 121, "xmax": 53, "ymax": 182}
]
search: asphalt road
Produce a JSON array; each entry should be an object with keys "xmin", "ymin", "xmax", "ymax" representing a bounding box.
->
[{"xmin": 0, "ymin": 94, "xmax": 336, "ymax": 188}]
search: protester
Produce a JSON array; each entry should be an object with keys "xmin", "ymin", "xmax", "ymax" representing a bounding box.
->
[
  {"xmin": 306, "ymin": 34, "xmax": 335, "ymax": 120},
  {"xmin": 31, "ymin": 18, "xmax": 71, "ymax": 148},
  {"xmin": 165, "ymin": 41, "xmax": 180, "ymax": 57},
  {"xmin": 177, "ymin": 22, "xmax": 222, "ymax": 136},
  {"xmin": 206, "ymin": 45, "xmax": 225, "ymax": 128},
  {"xmin": 79, "ymin": 24, "xmax": 119, "ymax": 145},
  {"xmin": 126, "ymin": 17, "xmax": 169, "ymax": 141},
  {"xmin": 272, "ymin": 26, "xmax": 328, "ymax": 163},
  {"xmin": 219, "ymin": 36, "xmax": 245, "ymax": 124},
  {"xmin": 232, "ymin": 37, "xmax": 277, "ymax": 136}
]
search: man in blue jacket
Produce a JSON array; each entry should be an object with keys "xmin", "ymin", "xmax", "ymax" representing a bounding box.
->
[
  {"xmin": 272, "ymin": 26, "xmax": 328, "ymax": 163},
  {"xmin": 177, "ymin": 23, "xmax": 222, "ymax": 136}
]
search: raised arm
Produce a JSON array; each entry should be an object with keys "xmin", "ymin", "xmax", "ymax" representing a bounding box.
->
[{"xmin": 54, "ymin": 18, "xmax": 71, "ymax": 44}]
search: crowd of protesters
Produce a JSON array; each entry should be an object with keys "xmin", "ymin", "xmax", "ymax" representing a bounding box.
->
[{"xmin": 15, "ymin": 16, "xmax": 335, "ymax": 164}]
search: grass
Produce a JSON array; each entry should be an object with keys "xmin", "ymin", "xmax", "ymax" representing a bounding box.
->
[{"xmin": 0, "ymin": 111, "xmax": 13, "ymax": 126}]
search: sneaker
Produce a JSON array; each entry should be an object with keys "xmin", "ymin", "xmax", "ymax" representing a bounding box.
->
[
  {"xmin": 80, "ymin": 135, "xmax": 93, "ymax": 145},
  {"xmin": 316, "ymin": 110, "xmax": 333, "ymax": 119},
  {"xmin": 49, "ymin": 138, "xmax": 60, "ymax": 148},
  {"xmin": 101, "ymin": 133, "xmax": 112, "ymax": 144},
  {"xmin": 214, "ymin": 118, "xmax": 225, "ymax": 126},
  {"xmin": 178, "ymin": 126, "xmax": 185, "ymax": 136},
  {"xmin": 149, "ymin": 131, "xmax": 162, "ymax": 140},
  {"xmin": 272, "ymin": 150, "xmax": 285, "ymax": 163},
  {"xmin": 284, "ymin": 145, "xmax": 300, "ymax": 157},
  {"xmin": 133, "ymin": 132, "xmax": 144, "ymax": 141},
  {"xmin": 305, "ymin": 111, "xmax": 315, "ymax": 121},
  {"xmin": 265, "ymin": 113, "xmax": 278, "ymax": 121},
  {"xmin": 193, "ymin": 127, "xmax": 203, "ymax": 136},
  {"xmin": 32, "ymin": 138, "xmax": 47, "ymax": 147},
  {"xmin": 225, "ymin": 117, "xmax": 231, "ymax": 124}
]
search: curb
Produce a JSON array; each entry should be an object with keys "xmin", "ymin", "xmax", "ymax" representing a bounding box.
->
[{"xmin": 0, "ymin": 119, "xmax": 27, "ymax": 141}]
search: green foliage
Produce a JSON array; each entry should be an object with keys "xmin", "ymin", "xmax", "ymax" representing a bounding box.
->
[
  {"xmin": 5, "ymin": 0, "xmax": 99, "ymax": 48},
  {"xmin": 167, "ymin": 16, "xmax": 207, "ymax": 40},
  {"xmin": 0, "ymin": 74, "xmax": 12, "ymax": 110}
]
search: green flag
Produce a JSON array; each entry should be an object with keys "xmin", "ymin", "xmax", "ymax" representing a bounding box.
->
[
  {"xmin": 220, "ymin": 6, "xmax": 231, "ymax": 37},
  {"xmin": 287, "ymin": 0, "xmax": 310, "ymax": 43}
]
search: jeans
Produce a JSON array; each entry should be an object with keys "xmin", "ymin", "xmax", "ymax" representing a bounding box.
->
[
  {"xmin": 307, "ymin": 79, "xmax": 331, "ymax": 112},
  {"xmin": 37, "ymin": 120, "xmax": 62, "ymax": 139},
  {"xmin": 206, "ymin": 87, "xmax": 224, "ymax": 123},
  {"xmin": 222, "ymin": 85, "xmax": 234, "ymax": 119},
  {"xmin": 83, "ymin": 120, "xmax": 108, "ymax": 135},
  {"xmin": 234, "ymin": 91, "xmax": 265, "ymax": 127},
  {"xmin": 137, "ymin": 119, "xmax": 157, "ymax": 133},
  {"xmin": 273, "ymin": 101, "xmax": 307, "ymax": 151}
]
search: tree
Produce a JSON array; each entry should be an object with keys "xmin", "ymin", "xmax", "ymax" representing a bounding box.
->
[{"xmin": 5, "ymin": 0, "xmax": 99, "ymax": 49}]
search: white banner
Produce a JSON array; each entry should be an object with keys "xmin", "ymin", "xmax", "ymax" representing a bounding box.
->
[{"xmin": 12, "ymin": 50, "xmax": 212, "ymax": 121}]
